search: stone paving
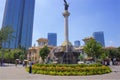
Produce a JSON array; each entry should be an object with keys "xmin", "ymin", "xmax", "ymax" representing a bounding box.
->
[{"xmin": 0, "ymin": 64, "xmax": 120, "ymax": 80}]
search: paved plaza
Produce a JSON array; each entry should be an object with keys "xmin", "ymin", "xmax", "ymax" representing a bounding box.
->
[{"xmin": 0, "ymin": 64, "xmax": 120, "ymax": 80}]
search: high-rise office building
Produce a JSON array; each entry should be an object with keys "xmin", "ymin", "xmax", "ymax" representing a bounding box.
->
[
  {"xmin": 2, "ymin": 0, "xmax": 35, "ymax": 49},
  {"xmin": 74, "ymin": 40, "xmax": 80, "ymax": 47},
  {"xmin": 48, "ymin": 33, "xmax": 57, "ymax": 46},
  {"xmin": 93, "ymin": 31, "xmax": 105, "ymax": 47}
]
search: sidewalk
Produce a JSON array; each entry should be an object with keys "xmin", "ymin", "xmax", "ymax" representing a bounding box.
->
[{"xmin": 0, "ymin": 64, "xmax": 120, "ymax": 80}]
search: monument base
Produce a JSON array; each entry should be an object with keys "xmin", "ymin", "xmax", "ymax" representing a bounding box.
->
[{"xmin": 54, "ymin": 51, "xmax": 79, "ymax": 64}]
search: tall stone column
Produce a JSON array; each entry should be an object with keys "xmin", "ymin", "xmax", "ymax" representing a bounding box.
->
[{"xmin": 63, "ymin": 10, "xmax": 70, "ymax": 52}]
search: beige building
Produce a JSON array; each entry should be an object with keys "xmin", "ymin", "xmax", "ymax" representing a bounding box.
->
[
  {"xmin": 27, "ymin": 38, "xmax": 54, "ymax": 63},
  {"xmin": 83, "ymin": 37, "xmax": 94, "ymax": 45}
]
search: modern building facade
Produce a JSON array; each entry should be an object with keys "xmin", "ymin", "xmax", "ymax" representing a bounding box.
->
[
  {"xmin": 93, "ymin": 31, "xmax": 105, "ymax": 47},
  {"xmin": 74, "ymin": 40, "xmax": 80, "ymax": 47},
  {"xmin": 48, "ymin": 33, "xmax": 57, "ymax": 46},
  {"xmin": 2, "ymin": 0, "xmax": 35, "ymax": 49}
]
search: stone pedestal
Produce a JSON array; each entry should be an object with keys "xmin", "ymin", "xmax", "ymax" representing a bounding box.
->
[{"xmin": 54, "ymin": 51, "xmax": 80, "ymax": 64}]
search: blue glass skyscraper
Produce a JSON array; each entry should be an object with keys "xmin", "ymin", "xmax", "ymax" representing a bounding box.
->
[
  {"xmin": 48, "ymin": 33, "xmax": 57, "ymax": 46},
  {"xmin": 74, "ymin": 40, "xmax": 80, "ymax": 47},
  {"xmin": 93, "ymin": 31, "xmax": 105, "ymax": 47},
  {"xmin": 2, "ymin": 0, "xmax": 35, "ymax": 49}
]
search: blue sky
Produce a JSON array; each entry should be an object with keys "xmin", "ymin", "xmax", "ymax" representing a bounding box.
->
[{"xmin": 0, "ymin": 0, "xmax": 120, "ymax": 47}]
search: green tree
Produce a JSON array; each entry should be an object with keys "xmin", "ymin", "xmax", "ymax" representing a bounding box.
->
[
  {"xmin": 20, "ymin": 46, "xmax": 27, "ymax": 59},
  {"xmin": 14, "ymin": 49, "xmax": 23, "ymax": 59},
  {"xmin": 39, "ymin": 46, "xmax": 50, "ymax": 63},
  {"xmin": 118, "ymin": 47, "xmax": 120, "ymax": 52},
  {"xmin": 105, "ymin": 47, "xmax": 120, "ymax": 59},
  {"xmin": 0, "ymin": 26, "xmax": 14, "ymax": 63},
  {"xmin": 0, "ymin": 26, "xmax": 14, "ymax": 47},
  {"xmin": 17, "ymin": 44, "xmax": 27, "ymax": 59},
  {"xmin": 83, "ymin": 38, "xmax": 103, "ymax": 62},
  {"xmin": 117, "ymin": 47, "xmax": 120, "ymax": 58},
  {"xmin": 0, "ymin": 48, "xmax": 26, "ymax": 63},
  {"xmin": 79, "ymin": 54, "xmax": 84, "ymax": 61},
  {"xmin": 19, "ymin": 55, "xmax": 25, "ymax": 61},
  {"xmin": 100, "ymin": 50, "xmax": 109, "ymax": 61},
  {"xmin": 100, "ymin": 53, "xmax": 106, "ymax": 60},
  {"xmin": 0, "ymin": 49, "xmax": 13, "ymax": 63}
]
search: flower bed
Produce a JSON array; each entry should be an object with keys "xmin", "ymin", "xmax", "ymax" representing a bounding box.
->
[{"xmin": 29, "ymin": 64, "xmax": 111, "ymax": 76}]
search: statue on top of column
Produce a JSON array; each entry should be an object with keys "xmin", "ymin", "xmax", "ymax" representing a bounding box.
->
[{"xmin": 63, "ymin": 0, "xmax": 69, "ymax": 10}]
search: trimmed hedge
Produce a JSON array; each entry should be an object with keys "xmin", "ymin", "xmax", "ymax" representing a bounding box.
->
[{"xmin": 28, "ymin": 64, "xmax": 111, "ymax": 76}]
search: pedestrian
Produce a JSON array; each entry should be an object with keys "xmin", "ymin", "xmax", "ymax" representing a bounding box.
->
[
  {"xmin": 0, "ymin": 61, "xmax": 2, "ymax": 66},
  {"xmin": 105, "ymin": 61, "xmax": 107, "ymax": 66},
  {"xmin": 29, "ymin": 61, "xmax": 32, "ymax": 73},
  {"xmin": 15, "ymin": 60, "xmax": 17, "ymax": 66},
  {"xmin": 22, "ymin": 61, "xmax": 25, "ymax": 67},
  {"xmin": 113, "ymin": 57, "xmax": 116, "ymax": 65},
  {"xmin": 110, "ymin": 59, "xmax": 113, "ymax": 66}
]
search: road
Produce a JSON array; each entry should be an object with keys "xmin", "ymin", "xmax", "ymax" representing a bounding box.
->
[{"xmin": 0, "ymin": 64, "xmax": 120, "ymax": 80}]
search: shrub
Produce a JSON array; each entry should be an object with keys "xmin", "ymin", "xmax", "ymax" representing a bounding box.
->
[{"xmin": 27, "ymin": 63, "xmax": 111, "ymax": 76}]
